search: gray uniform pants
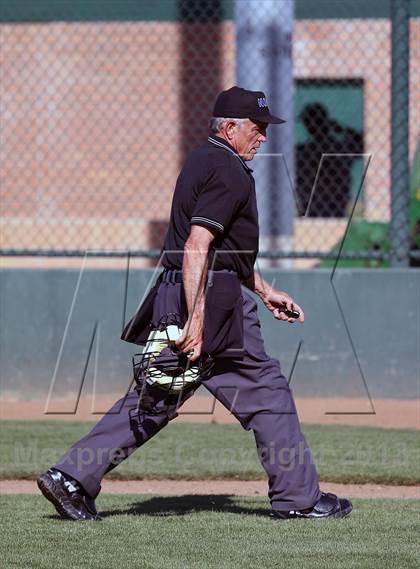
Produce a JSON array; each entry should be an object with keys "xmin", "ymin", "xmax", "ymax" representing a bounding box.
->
[{"xmin": 55, "ymin": 280, "xmax": 321, "ymax": 512}]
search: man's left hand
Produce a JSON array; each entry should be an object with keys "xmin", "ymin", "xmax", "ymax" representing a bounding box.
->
[{"xmin": 262, "ymin": 290, "xmax": 305, "ymax": 323}]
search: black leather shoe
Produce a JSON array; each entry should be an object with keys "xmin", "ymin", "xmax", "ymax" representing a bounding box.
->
[
  {"xmin": 84, "ymin": 495, "xmax": 100, "ymax": 518},
  {"xmin": 271, "ymin": 492, "xmax": 353, "ymax": 520},
  {"xmin": 37, "ymin": 469, "xmax": 100, "ymax": 521}
]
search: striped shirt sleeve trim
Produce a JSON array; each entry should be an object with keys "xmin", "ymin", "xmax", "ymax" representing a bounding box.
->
[{"xmin": 190, "ymin": 216, "xmax": 224, "ymax": 232}]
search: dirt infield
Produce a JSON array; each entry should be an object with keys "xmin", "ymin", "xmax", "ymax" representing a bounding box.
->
[
  {"xmin": 1, "ymin": 395, "xmax": 419, "ymax": 429},
  {"xmin": 1, "ymin": 479, "xmax": 419, "ymax": 499}
]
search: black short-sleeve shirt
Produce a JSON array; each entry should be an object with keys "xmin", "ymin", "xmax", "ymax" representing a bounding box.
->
[{"xmin": 162, "ymin": 135, "xmax": 259, "ymax": 280}]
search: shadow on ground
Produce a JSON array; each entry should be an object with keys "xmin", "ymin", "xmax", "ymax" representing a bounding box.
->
[{"xmin": 99, "ymin": 495, "xmax": 268, "ymax": 519}]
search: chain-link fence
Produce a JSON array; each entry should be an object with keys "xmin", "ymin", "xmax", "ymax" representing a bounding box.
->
[{"xmin": 1, "ymin": 0, "xmax": 418, "ymax": 266}]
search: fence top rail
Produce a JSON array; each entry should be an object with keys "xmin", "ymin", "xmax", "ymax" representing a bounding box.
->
[
  {"xmin": 0, "ymin": 249, "xmax": 392, "ymax": 260},
  {"xmin": 1, "ymin": 0, "xmax": 418, "ymax": 24}
]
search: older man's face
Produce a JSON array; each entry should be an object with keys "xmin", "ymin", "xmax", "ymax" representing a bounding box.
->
[{"xmin": 232, "ymin": 119, "xmax": 268, "ymax": 161}]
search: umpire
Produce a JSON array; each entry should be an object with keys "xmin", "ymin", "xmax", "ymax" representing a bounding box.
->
[{"xmin": 38, "ymin": 87, "xmax": 352, "ymax": 521}]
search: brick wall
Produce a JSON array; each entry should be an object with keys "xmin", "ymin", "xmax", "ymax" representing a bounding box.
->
[{"xmin": 1, "ymin": 19, "xmax": 418, "ymax": 252}]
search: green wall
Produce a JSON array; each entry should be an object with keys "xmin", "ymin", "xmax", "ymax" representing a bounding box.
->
[{"xmin": 1, "ymin": 267, "xmax": 418, "ymax": 401}]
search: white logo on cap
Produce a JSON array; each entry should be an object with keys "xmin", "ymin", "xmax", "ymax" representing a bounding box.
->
[{"xmin": 257, "ymin": 97, "xmax": 267, "ymax": 108}]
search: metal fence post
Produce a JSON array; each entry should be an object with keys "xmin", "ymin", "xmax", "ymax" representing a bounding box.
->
[
  {"xmin": 235, "ymin": 0, "xmax": 295, "ymax": 267},
  {"xmin": 390, "ymin": 0, "xmax": 410, "ymax": 267}
]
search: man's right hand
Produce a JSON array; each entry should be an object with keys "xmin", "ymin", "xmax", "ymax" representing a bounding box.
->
[{"xmin": 175, "ymin": 313, "xmax": 204, "ymax": 361}]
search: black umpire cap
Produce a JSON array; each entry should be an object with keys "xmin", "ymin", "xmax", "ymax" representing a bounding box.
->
[{"xmin": 213, "ymin": 86, "xmax": 285, "ymax": 124}]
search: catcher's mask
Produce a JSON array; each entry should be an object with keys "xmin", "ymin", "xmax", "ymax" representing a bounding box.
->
[{"xmin": 132, "ymin": 316, "xmax": 214, "ymax": 395}]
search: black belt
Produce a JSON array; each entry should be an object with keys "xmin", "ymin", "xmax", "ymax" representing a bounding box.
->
[
  {"xmin": 161, "ymin": 270, "xmax": 183, "ymax": 284},
  {"xmin": 162, "ymin": 268, "xmax": 237, "ymax": 285}
]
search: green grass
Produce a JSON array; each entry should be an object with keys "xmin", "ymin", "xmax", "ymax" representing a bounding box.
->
[
  {"xmin": 0, "ymin": 495, "xmax": 419, "ymax": 569},
  {"xmin": 320, "ymin": 220, "xmax": 390, "ymax": 268},
  {"xmin": 320, "ymin": 139, "xmax": 420, "ymax": 269},
  {"xmin": 1, "ymin": 421, "xmax": 419, "ymax": 485}
]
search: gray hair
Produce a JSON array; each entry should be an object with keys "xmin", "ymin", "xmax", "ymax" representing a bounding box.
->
[{"xmin": 209, "ymin": 117, "xmax": 248, "ymax": 134}]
